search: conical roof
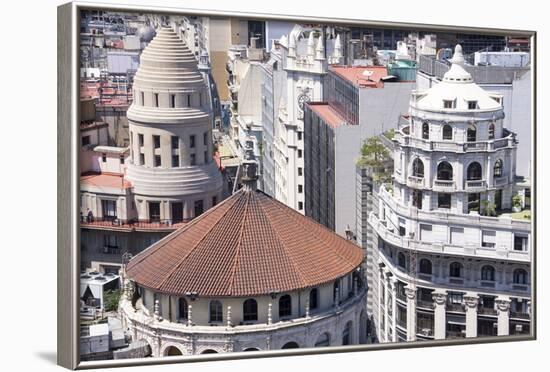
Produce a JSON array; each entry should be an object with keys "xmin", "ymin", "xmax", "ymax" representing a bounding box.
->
[{"xmin": 126, "ymin": 189, "xmax": 363, "ymax": 297}]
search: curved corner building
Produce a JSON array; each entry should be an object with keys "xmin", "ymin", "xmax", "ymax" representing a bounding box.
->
[
  {"xmin": 121, "ymin": 186, "xmax": 368, "ymax": 356},
  {"xmin": 368, "ymin": 45, "xmax": 531, "ymax": 343},
  {"xmin": 127, "ymin": 27, "xmax": 223, "ymax": 223}
]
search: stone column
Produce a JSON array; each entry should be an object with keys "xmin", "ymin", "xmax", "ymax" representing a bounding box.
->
[
  {"xmin": 377, "ymin": 264, "xmax": 385, "ymax": 341},
  {"xmin": 496, "ymin": 296, "xmax": 511, "ymax": 336},
  {"xmin": 464, "ymin": 292, "xmax": 479, "ymax": 338},
  {"xmin": 390, "ymin": 277, "xmax": 398, "ymax": 342},
  {"xmin": 404, "ymin": 284, "xmax": 417, "ymax": 342},
  {"xmin": 432, "ymin": 289, "xmax": 447, "ymax": 340},
  {"xmin": 384, "ymin": 273, "xmax": 392, "ymax": 338}
]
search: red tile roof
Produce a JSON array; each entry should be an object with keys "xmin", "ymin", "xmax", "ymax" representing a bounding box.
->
[
  {"xmin": 330, "ymin": 65, "xmax": 388, "ymax": 88},
  {"xmin": 307, "ymin": 102, "xmax": 346, "ymax": 129},
  {"xmin": 81, "ymin": 172, "xmax": 132, "ymax": 189},
  {"xmin": 126, "ymin": 189, "xmax": 363, "ymax": 297}
]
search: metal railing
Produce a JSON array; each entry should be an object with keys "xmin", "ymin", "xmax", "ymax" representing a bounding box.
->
[
  {"xmin": 80, "ymin": 216, "xmax": 191, "ymax": 230},
  {"xmin": 510, "ymin": 311, "xmax": 530, "ymax": 320},
  {"xmin": 478, "ymin": 307, "xmax": 497, "ymax": 316}
]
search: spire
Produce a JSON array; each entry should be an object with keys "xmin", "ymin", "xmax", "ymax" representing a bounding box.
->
[
  {"xmin": 315, "ymin": 33, "xmax": 325, "ymax": 60},
  {"xmin": 450, "ymin": 44, "xmax": 465, "ymax": 65},
  {"xmin": 307, "ymin": 31, "xmax": 315, "ymax": 57},
  {"xmin": 331, "ymin": 34, "xmax": 342, "ymax": 64},
  {"xmin": 442, "ymin": 44, "xmax": 473, "ymax": 83}
]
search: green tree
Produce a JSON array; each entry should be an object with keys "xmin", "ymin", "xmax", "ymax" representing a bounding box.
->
[
  {"xmin": 358, "ymin": 137, "xmax": 391, "ymax": 183},
  {"xmin": 103, "ymin": 289, "xmax": 122, "ymax": 312}
]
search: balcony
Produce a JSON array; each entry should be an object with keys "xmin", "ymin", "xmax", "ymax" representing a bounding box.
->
[
  {"xmin": 493, "ymin": 176, "xmax": 509, "ymax": 186},
  {"xmin": 433, "ymin": 179, "xmax": 455, "ymax": 192},
  {"xmin": 80, "ymin": 216, "xmax": 189, "ymax": 232},
  {"xmin": 465, "ymin": 179, "xmax": 487, "ymax": 191},
  {"xmin": 446, "ymin": 303, "xmax": 465, "ymax": 313},
  {"xmin": 478, "ymin": 307, "xmax": 497, "ymax": 316},
  {"xmin": 416, "ymin": 299, "xmax": 434, "ymax": 310},
  {"xmin": 510, "ymin": 311, "xmax": 530, "ymax": 320},
  {"xmin": 407, "ymin": 175, "xmax": 424, "ymax": 188},
  {"xmin": 446, "ymin": 330, "xmax": 466, "ymax": 338}
]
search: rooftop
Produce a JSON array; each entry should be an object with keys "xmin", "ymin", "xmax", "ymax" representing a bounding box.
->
[
  {"xmin": 329, "ymin": 65, "xmax": 389, "ymax": 88},
  {"xmin": 307, "ymin": 102, "xmax": 346, "ymax": 128},
  {"xmin": 126, "ymin": 188, "xmax": 363, "ymax": 297},
  {"xmin": 80, "ymin": 172, "xmax": 132, "ymax": 189}
]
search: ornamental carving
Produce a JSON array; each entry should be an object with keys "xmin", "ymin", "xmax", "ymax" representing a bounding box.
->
[
  {"xmin": 495, "ymin": 298, "xmax": 511, "ymax": 313},
  {"xmin": 404, "ymin": 286, "xmax": 417, "ymax": 300},
  {"xmin": 463, "ymin": 294, "xmax": 479, "ymax": 309},
  {"xmin": 432, "ymin": 292, "xmax": 447, "ymax": 306}
]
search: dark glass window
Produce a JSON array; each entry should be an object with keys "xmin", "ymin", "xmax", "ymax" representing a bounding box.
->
[
  {"xmin": 243, "ymin": 299, "xmax": 258, "ymax": 321},
  {"xmin": 438, "ymin": 193, "xmax": 451, "ymax": 209},
  {"xmin": 209, "ymin": 300, "xmax": 223, "ymax": 322},
  {"xmin": 279, "ymin": 295, "xmax": 292, "ymax": 317},
  {"xmin": 449, "ymin": 262, "xmax": 463, "ymax": 278}
]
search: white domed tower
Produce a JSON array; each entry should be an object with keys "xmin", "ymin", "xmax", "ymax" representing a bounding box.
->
[
  {"xmin": 127, "ymin": 27, "xmax": 223, "ymax": 223},
  {"xmin": 368, "ymin": 45, "xmax": 531, "ymax": 343}
]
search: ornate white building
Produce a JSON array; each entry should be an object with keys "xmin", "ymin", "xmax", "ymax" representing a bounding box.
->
[
  {"xmin": 367, "ymin": 46, "xmax": 531, "ymax": 343},
  {"xmin": 80, "ymin": 27, "xmax": 223, "ymax": 271},
  {"xmin": 120, "ymin": 162, "xmax": 368, "ymax": 357}
]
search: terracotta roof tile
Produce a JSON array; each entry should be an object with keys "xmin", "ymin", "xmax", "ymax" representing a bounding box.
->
[{"xmin": 126, "ymin": 189, "xmax": 363, "ymax": 297}]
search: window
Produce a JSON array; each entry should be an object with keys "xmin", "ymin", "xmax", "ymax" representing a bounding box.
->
[
  {"xmin": 468, "ymin": 193, "xmax": 480, "ymax": 212},
  {"xmin": 442, "ymin": 124, "xmax": 453, "ymax": 140},
  {"xmin": 309, "ymin": 288, "xmax": 318, "ymax": 310},
  {"xmin": 243, "ymin": 299, "xmax": 258, "ymax": 321},
  {"xmin": 204, "ymin": 150, "xmax": 209, "ymax": 163},
  {"xmin": 101, "ymin": 199, "xmax": 117, "ymax": 220},
  {"xmin": 212, "ymin": 196, "xmax": 217, "ymax": 206},
  {"xmin": 412, "ymin": 189, "xmax": 422, "ymax": 209},
  {"xmin": 172, "ymin": 155, "xmax": 179, "ymax": 167},
  {"xmin": 190, "ymin": 135, "xmax": 196, "ymax": 148},
  {"xmin": 467, "ymin": 100, "xmax": 478, "ymax": 110},
  {"xmin": 298, "ymin": 185, "xmax": 303, "ymax": 193},
  {"xmin": 412, "ymin": 158, "xmax": 424, "ymax": 177},
  {"xmin": 449, "ymin": 262, "xmax": 463, "ymax": 278},
  {"xmin": 138, "ymin": 133, "xmax": 144, "ymax": 146},
  {"xmin": 140, "ymin": 91, "xmax": 144, "ymax": 105},
  {"xmin": 178, "ymin": 298, "xmax": 188, "ymax": 320},
  {"xmin": 419, "ymin": 259, "xmax": 432, "ymax": 275},
  {"xmin": 298, "ymin": 132, "xmax": 303, "ymax": 141},
  {"xmin": 153, "ymin": 135, "xmax": 160, "ymax": 149},
  {"xmin": 154, "ymin": 155, "xmax": 161, "ymax": 167},
  {"xmin": 298, "ymin": 149, "xmax": 302, "ymax": 158},
  {"xmin": 148, "ymin": 202, "xmax": 161, "ymax": 222},
  {"xmin": 420, "ymin": 224, "xmax": 433, "ymax": 242},
  {"xmin": 333, "ymin": 280, "xmax": 340, "ymax": 304},
  {"xmin": 102, "ymin": 153, "xmax": 107, "ymax": 162},
  {"xmin": 443, "ymin": 99, "xmax": 455, "ymax": 109},
  {"xmin": 450, "ymin": 227, "xmax": 465, "ymax": 245},
  {"xmin": 298, "ymin": 167, "xmax": 303, "ymax": 176},
  {"xmin": 342, "ymin": 321, "xmax": 352, "ymax": 345},
  {"xmin": 120, "ymin": 155, "xmax": 125, "ymax": 165},
  {"xmin": 438, "ymin": 193, "xmax": 451, "ymax": 209},
  {"xmin": 482, "ymin": 230, "xmax": 496, "ymax": 248},
  {"xmin": 190, "ymin": 154, "xmax": 196, "ymax": 165},
  {"xmin": 298, "ymin": 202, "xmax": 303, "ymax": 210},
  {"xmin": 488, "ymin": 123, "xmax": 495, "ymax": 140},
  {"xmin": 82, "ymin": 135, "xmax": 91, "ymax": 146},
  {"xmin": 153, "ymin": 93, "xmax": 159, "ymax": 107},
  {"xmin": 103, "ymin": 234, "xmax": 119, "ymax": 253},
  {"xmin": 514, "ymin": 235, "xmax": 528, "ymax": 251},
  {"xmin": 481, "ymin": 265, "xmax": 495, "ymax": 281},
  {"xmin": 194, "ymin": 200, "xmax": 204, "ymax": 217},
  {"xmin": 397, "ymin": 252, "xmax": 407, "ymax": 269},
  {"xmin": 467, "ymin": 162, "xmax": 482, "ymax": 180},
  {"xmin": 203, "ymin": 132, "xmax": 208, "ymax": 146},
  {"xmin": 422, "ymin": 122, "xmax": 429, "ymax": 139},
  {"xmin": 187, "ymin": 94, "xmax": 191, "ymax": 107},
  {"xmin": 467, "ymin": 124, "xmax": 477, "ymax": 142},
  {"xmin": 513, "ymin": 269, "xmax": 527, "ymax": 284},
  {"xmin": 493, "ymin": 159, "xmax": 503, "ymax": 177},
  {"xmin": 139, "ymin": 153, "xmax": 145, "ymax": 165},
  {"xmin": 209, "ymin": 300, "xmax": 223, "ymax": 322},
  {"xmin": 170, "ymin": 94, "xmax": 175, "ymax": 108},
  {"xmin": 437, "ymin": 161, "xmax": 453, "ymax": 180},
  {"xmin": 171, "ymin": 136, "xmax": 179, "ymax": 149},
  {"xmin": 279, "ymin": 295, "xmax": 292, "ymax": 317}
]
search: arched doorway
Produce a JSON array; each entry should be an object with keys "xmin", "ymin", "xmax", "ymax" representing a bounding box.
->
[
  {"xmin": 164, "ymin": 346, "xmax": 182, "ymax": 356},
  {"xmin": 243, "ymin": 347, "xmax": 260, "ymax": 352},
  {"xmin": 201, "ymin": 349, "xmax": 218, "ymax": 354},
  {"xmin": 281, "ymin": 341, "xmax": 299, "ymax": 349},
  {"xmin": 314, "ymin": 333, "xmax": 330, "ymax": 347}
]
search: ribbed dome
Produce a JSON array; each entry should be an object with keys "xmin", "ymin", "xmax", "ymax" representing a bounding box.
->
[{"xmin": 126, "ymin": 189, "xmax": 364, "ymax": 297}]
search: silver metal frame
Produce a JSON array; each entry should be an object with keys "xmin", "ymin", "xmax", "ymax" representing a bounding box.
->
[{"xmin": 57, "ymin": 1, "xmax": 537, "ymax": 369}]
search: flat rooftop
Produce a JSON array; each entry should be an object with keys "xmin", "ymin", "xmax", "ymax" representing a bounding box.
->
[
  {"xmin": 329, "ymin": 65, "xmax": 389, "ymax": 88},
  {"xmin": 81, "ymin": 172, "xmax": 132, "ymax": 189},
  {"xmin": 307, "ymin": 102, "xmax": 346, "ymax": 129}
]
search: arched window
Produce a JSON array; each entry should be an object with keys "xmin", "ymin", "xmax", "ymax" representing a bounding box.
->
[
  {"xmin": 422, "ymin": 122, "xmax": 429, "ymax": 139},
  {"xmin": 397, "ymin": 252, "xmax": 407, "ymax": 269},
  {"xmin": 178, "ymin": 298, "xmax": 188, "ymax": 320},
  {"xmin": 488, "ymin": 123, "xmax": 495, "ymax": 140},
  {"xmin": 282, "ymin": 342, "xmax": 299, "ymax": 349},
  {"xmin": 209, "ymin": 300, "xmax": 223, "ymax": 322},
  {"xmin": 243, "ymin": 299, "xmax": 258, "ymax": 321},
  {"xmin": 333, "ymin": 280, "xmax": 340, "ymax": 304},
  {"xmin": 494, "ymin": 159, "xmax": 503, "ymax": 178},
  {"xmin": 201, "ymin": 349, "xmax": 218, "ymax": 354},
  {"xmin": 481, "ymin": 265, "xmax": 495, "ymax": 281},
  {"xmin": 437, "ymin": 161, "xmax": 453, "ymax": 180},
  {"xmin": 442, "ymin": 124, "xmax": 453, "ymax": 140},
  {"xmin": 467, "ymin": 124, "xmax": 477, "ymax": 142},
  {"xmin": 342, "ymin": 321, "xmax": 353, "ymax": 345},
  {"xmin": 467, "ymin": 162, "xmax": 482, "ymax": 180},
  {"xmin": 315, "ymin": 332, "xmax": 331, "ymax": 347},
  {"xmin": 412, "ymin": 158, "xmax": 424, "ymax": 178},
  {"xmin": 513, "ymin": 269, "xmax": 528, "ymax": 284},
  {"xmin": 449, "ymin": 262, "xmax": 463, "ymax": 278},
  {"xmin": 309, "ymin": 288, "xmax": 318, "ymax": 310},
  {"xmin": 419, "ymin": 258, "xmax": 432, "ymax": 275},
  {"xmin": 279, "ymin": 294, "xmax": 292, "ymax": 317}
]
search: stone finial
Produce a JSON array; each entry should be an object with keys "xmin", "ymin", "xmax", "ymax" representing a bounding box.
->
[
  {"xmin": 154, "ymin": 299, "xmax": 162, "ymax": 321},
  {"xmin": 187, "ymin": 304, "xmax": 193, "ymax": 326},
  {"xmin": 305, "ymin": 299, "xmax": 310, "ymax": 319},
  {"xmin": 227, "ymin": 305, "xmax": 232, "ymax": 327},
  {"xmin": 307, "ymin": 31, "xmax": 315, "ymax": 57},
  {"xmin": 315, "ymin": 33, "xmax": 325, "ymax": 60},
  {"xmin": 267, "ymin": 302, "xmax": 273, "ymax": 325},
  {"xmin": 450, "ymin": 44, "xmax": 465, "ymax": 65}
]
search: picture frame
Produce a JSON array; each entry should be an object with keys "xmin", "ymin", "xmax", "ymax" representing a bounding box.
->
[{"xmin": 57, "ymin": 1, "xmax": 536, "ymax": 369}]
